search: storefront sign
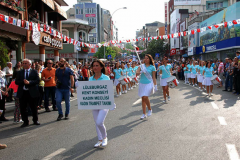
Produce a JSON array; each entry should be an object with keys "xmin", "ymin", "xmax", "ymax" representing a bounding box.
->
[
  {"xmin": 170, "ymin": 49, "xmax": 176, "ymax": 56},
  {"xmin": 77, "ymin": 81, "xmax": 115, "ymax": 110},
  {"xmin": 32, "ymin": 31, "xmax": 41, "ymax": 45},
  {"xmin": 85, "ymin": 14, "xmax": 96, "ymax": 17},
  {"xmin": 46, "ymin": 53, "xmax": 75, "ymax": 59},
  {"xmin": 43, "ymin": 36, "xmax": 62, "ymax": 48}
]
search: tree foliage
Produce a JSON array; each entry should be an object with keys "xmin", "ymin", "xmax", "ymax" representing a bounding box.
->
[
  {"xmin": 94, "ymin": 46, "xmax": 116, "ymax": 60},
  {"xmin": 0, "ymin": 40, "xmax": 9, "ymax": 69}
]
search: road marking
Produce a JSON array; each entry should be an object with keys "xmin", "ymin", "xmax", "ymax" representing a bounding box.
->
[
  {"xmin": 226, "ymin": 144, "xmax": 240, "ymax": 160},
  {"xmin": 133, "ymin": 98, "xmax": 142, "ymax": 105},
  {"xmin": 218, "ymin": 116, "xmax": 227, "ymax": 125},
  {"xmin": 12, "ymin": 133, "xmax": 28, "ymax": 139},
  {"xmin": 42, "ymin": 148, "xmax": 66, "ymax": 160},
  {"xmin": 211, "ymin": 102, "xmax": 219, "ymax": 109}
]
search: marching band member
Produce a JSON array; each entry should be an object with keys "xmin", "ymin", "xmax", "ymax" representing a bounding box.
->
[
  {"xmin": 113, "ymin": 62, "xmax": 123, "ymax": 97},
  {"xmin": 136, "ymin": 54, "xmax": 157, "ymax": 119},
  {"xmin": 202, "ymin": 61, "xmax": 214, "ymax": 97},
  {"xmin": 197, "ymin": 61, "xmax": 205, "ymax": 91},
  {"xmin": 127, "ymin": 63, "xmax": 133, "ymax": 90},
  {"xmin": 90, "ymin": 60, "xmax": 110, "ymax": 148},
  {"xmin": 159, "ymin": 57, "xmax": 172, "ymax": 103},
  {"xmin": 190, "ymin": 61, "xmax": 198, "ymax": 87},
  {"xmin": 121, "ymin": 62, "xmax": 128, "ymax": 94}
]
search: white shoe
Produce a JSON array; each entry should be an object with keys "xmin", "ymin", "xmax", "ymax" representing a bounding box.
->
[
  {"xmin": 128, "ymin": 88, "xmax": 130, "ymax": 91},
  {"xmin": 116, "ymin": 94, "xmax": 119, "ymax": 97},
  {"xmin": 125, "ymin": 90, "xmax": 127, "ymax": 93},
  {"xmin": 17, "ymin": 120, "xmax": 23, "ymax": 123},
  {"xmin": 193, "ymin": 84, "xmax": 195, "ymax": 87},
  {"xmin": 210, "ymin": 93, "xmax": 213, "ymax": 96},
  {"xmin": 119, "ymin": 92, "xmax": 121, "ymax": 96},
  {"xmin": 147, "ymin": 110, "xmax": 152, "ymax": 117},
  {"xmin": 131, "ymin": 87, "xmax": 133, "ymax": 90},
  {"xmin": 137, "ymin": 83, "xmax": 139, "ymax": 86},
  {"xmin": 102, "ymin": 138, "xmax": 108, "ymax": 147},
  {"xmin": 168, "ymin": 96, "xmax": 171, "ymax": 101},
  {"xmin": 122, "ymin": 91, "xmax": 124, "ymax": 94},
  {"xmin": 200, "ymin": 89, "xmax": 203, "ymax": 91},
  {"xmin": 133, "ymin": 85, "xmax": 136, "ymax": 88},
  {"xmin": 163, "ymin": 100, "xmax": 167, "ymax": 103},
  {"xmin": 140, "ymin": 114, "xmax": 147, "ymax": 120},
  {"xmin": 94, "ymin": 141, "xmax": 102, "ymax": 148}
]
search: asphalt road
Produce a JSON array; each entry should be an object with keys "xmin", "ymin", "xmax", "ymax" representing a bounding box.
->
[{"xmin": 1, "ymin": 80, "xmax": 240, "ymax": 160}]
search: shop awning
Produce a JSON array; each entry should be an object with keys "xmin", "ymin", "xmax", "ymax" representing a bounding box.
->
[
  {"xmin": 182, "ymin": 54, "xmax": 188, "ymax": 58},
  {"xmin": 41, "ymin": 0, "xmax": 55, "ymax": 11},
  {"xmin": 54, "ymin": 0, "xmax": 68, "ymax": 6},
  {"xmin": 53, "ymin": 1, "xmax": 67, "ymax": 20}
]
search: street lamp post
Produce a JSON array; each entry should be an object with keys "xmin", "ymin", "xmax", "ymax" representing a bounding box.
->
[{"xmin": 112, "ymin": 7, "xmax": 127, "ymax": 17}]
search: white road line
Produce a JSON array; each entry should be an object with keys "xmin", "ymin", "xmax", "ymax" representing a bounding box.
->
[
  {"xmin": 12, "ymin": 133, "xmax": 28, "ymax": 139},
  {"xmin": 133, "ymin": 98, "xmax": 142, "ymax": 105},
  {"xmin": 218, "ymin": 116, "xmax": 227, "ymax": 125},
  {"xmin": 42, "ymin": 148, "xmax": 66, "ymax": 160},
  {"xmin": 226, "ymin": 144, "xmax": 240, "ymax": 160},
  {"xmin": 211, "ymin": 102, "xmax": 219, "ymax": 109}
]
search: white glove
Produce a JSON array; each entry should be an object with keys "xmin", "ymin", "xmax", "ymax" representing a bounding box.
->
[
  {"xmin": 154, "ymin": 85, "xmax": 158, "ymax": 91},
  {"xmin": 140, "ymin": 70, "xmax": 144, "ymax": 74}
]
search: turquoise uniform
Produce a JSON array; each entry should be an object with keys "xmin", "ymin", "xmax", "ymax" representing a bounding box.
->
[
  {"xmin": 159, "ymin": 64, "xmax": 172, "ymax": 79},
  {"xmin": 122, "ymin": 68, "xmax": 127, "ymax": 76},
  {"xmin": 113, "ymin": 68, "xmax": 122, "ymax": 79},
  {"xmin": 198, "ymin": 66, "xmax": 204, "ymax": 75},
  {"xmin": 132, "ymin": 66, "xmax": 138, "ymax": 75},
  {"xmin": 89, "ymin": 73, "xmax": 110, "ymax": 81},
  {"xmin": 127, "ymin": 67, "xmax": 133, "ymax": 77},
  {"xmin": 139, "ymin": 64, "xmax": 156, "ymax": 84},
  {"xmin": 191, "ymin": 65, "xmax": 197, "ymax": 74},
  {"xmin": 187, "ymin": 64, "xmax": 192, "ymax": 72},
  {"xmin": 204, "ymin": 67, "xmax": 214, "ymax": 77}
]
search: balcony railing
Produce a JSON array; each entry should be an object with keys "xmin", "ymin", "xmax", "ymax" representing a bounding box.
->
[{"xmin": 0, "ymin": 0, "xmax": 25, "ymax": 14}]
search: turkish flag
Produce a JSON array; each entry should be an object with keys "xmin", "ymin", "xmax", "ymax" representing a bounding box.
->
[
  {"xmin": 119, "ymin": 40, "xmax": 122, "ymax": 43},
  {"xmin": 183, "ymin": 31, "xmax": 187, "ymax": 36},
  {"xmin": 197, "ymin": 29, "xmax": 201, "ymax": 33},
  {"xmin": 29, "ymin": 22, "xmax": 32, "ymax": 30},
  {"xmin": 167, "ymin": 35, "xmax": 170, "ymax": 39},
  {"xmin": 143, "ymin": 38, "xmax": 145, "ymax": 41},
  {"xmin": 69, "ymin": 38, "xmax": 71, "ymax": 43},
  {"xmin": 161, "ymin": 36, "xmax": 163, "ymax": 40},
  {"xmin": 191, "ymin": 30, "xmax": 195, "ymax": 34},
  {"xmin": 171, "ymin": 34, "xmax": 174, "ymax": 38},
  {"xmin": 148, "ymin": 37, "xmax": 150, "ymax": 41},
  {"xmin": 49, "ymin": 27, "xmax": 52, "ymax": 34},
  {"xmin": 233, "ymin": 20, "xmax": 237, "ymax": 25},
  {"xmin": 224, "ymin": 22, "xmax": 228, "ymax": 28},
  {"xmin": 0, "ymin": 14, "xmax": 4, "ymax": 21},
  {"xmin": 178, "ymin": 32, "xmax": 181, "ymax": 37},
  {"xmin": 152, "ymin": 37, "xmax": 154, "ymax": 40},
  {"xmin": 136, "ymin": 39, "xmax": 138, "ymax": 41},
  {"xmin": 21, "ymin": 20, "xmax": 25, "ymax": 27},
  {"xmin": 8, "ymin": 17, "xmax": 13, "ymax": 24},
  {"xmin": 136, "ymin": 47, "xmax": 139, "ymax": 51},
  {"xmin": 38, "ymin": 23, "xmax": 40, "ymax": 31},
  {"xmin": 214, "ymin": 24, "xmax": 219, "ymax": 28},
  {"xmin": 157, "ymin": 36, "xmax": 159, "ymax": 40},
  {"xmin": 44, "ymin": 24, "xmax": 47, "ymax": 32},
  {"xmin": 66, "ymin": 36, "xmax": 68, "ymax": 42},
  {"xmin": 208, "ymin": 26, "xmax": 212, "ymax": 30}
]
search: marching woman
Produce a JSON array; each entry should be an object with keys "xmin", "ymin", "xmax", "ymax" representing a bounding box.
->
[
  {"xmin": 136, "ymin": 54, "xmax": 157, "ymax": 119},
  {"xmin": 127, "ymin": 63, "xmax": 133, "ymax": 90},
  {"xmin": 202, "ymin": 61, "xmax": 214, "ymax": 97},
  {"xmin": 132, "ymin": 61, "xmax": 138, "ymax": 87},
  {"xmin": 90, "ymin": 60, "xmax": 111, "ymax": 148},
  {"xmin": 190, "ymin": 61, "xmax": 198, "ymax": 87},
  {"xmin": 113, "ymin": 62, "xmax": 123, "ymax": 97},
  {"xmin": 183, "ymin": 63, "xmax": 188, "ymax": 84},
  {"xmin": 197, "ymin": 61, "xmax": 205, "ymax": 91},
  {"xmin": 159, "ymin": 57, "xmax": 172, "ymax": 103},
  {"xmin": 121, "ymin": 62, "xmax": 128, "ymax": 93}
]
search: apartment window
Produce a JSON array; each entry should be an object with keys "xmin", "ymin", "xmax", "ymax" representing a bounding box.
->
[
  {"xmin": 76, "ymin": 9, "xmax": 83, "ymax": 14},
  {"xmin": 218, "ymin": 2, "xmax": 223, "ymax": 8},
  {"xmin": 89, "ymin": 28, "xmax": 97, "ymax": 33},
  {"xmin": 87, "ymin": 18, "xmax": 96, "ymax": 24}
]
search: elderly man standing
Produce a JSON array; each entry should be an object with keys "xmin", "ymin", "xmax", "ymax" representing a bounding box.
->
[
  {"xmin": 3, "ymin": 62, "xmax": 13, "ymax": 102},
  {"xmin": 41, "ymin": 60, "xmax": 58, "ymax": 112},
  {"xmin": 15, "ymin": 59, "xmax": 40, "ymax": 128}
]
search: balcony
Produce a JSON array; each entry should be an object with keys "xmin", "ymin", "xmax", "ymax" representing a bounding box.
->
[
  {"xmin": 0, "ymin": 0, "xmax": 24, "ymax": 16},
  {"xmin": 187, "ymin": 10, "xmax": 220, "ymax": 26}
]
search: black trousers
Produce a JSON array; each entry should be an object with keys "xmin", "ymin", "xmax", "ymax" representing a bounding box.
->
[
  {"xmin": 19, "ymin": 90, "xmax": 38, "ymax": 124},
  {"xmin": 236, "ymin": 76, "xmax": 240, "ymax": 93},
  {"xmin": 7, "ymin": 78, "xmax": 13, "ymax": 101},
  {"xmin": 38, "ymin": 86, "xmax": 44, "ymax": 107},
  {"xmin": 0, "ymin": 95, "xmax": 6, "ymax": 119}
]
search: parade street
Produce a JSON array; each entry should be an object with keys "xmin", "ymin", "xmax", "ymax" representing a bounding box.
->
[{"xmin": 1, "ymin": 82, "xmax": 240, "ymax": 160}]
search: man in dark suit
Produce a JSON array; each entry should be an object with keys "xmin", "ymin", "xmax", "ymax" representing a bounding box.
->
[{"xmin": 15, "ymin": 59, "xmax": 40, "ymax": 128}]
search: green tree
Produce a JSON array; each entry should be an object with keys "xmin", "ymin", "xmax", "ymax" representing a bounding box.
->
[
  {"xmin": 0, "ymin": 40, "xmax": 10, "ymax": 69},
  {"xmin": 94, "ymin": 46, "xmax": 116, "ymax": 60}
]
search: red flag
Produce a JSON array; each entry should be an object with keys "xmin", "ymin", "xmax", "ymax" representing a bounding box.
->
[
  {"xmin": 172, "ymin": 34, "xmax": 174, "ymax": 38},
  {"xmin": 167, "ymin": 34, "xmax": 170, "ymax": 39},
  {"xmin": 8, "ymin": 17, "xmax": 13, "ymax": 24},
  {"xmin": 224, "ymin": 22, "xmax": 228, "ymax": 28},
  {"xmin": 178, "ymin": 32, "xmax": 181, "ymax": 37},
  {"xmin": 233, "ymin": 20, "xmax": 237, "ymax": 25},
  {"xmin": 136, "ymin": 39, "xmax": 138, "ymax": 42},
  {"xmin": 29, "ymin": 22, "xmax": 32, "ymax": 30},
  {"xmin": 21, "ymin": 20, "xmax": 25, "ymax": 27},
  {"xmin": 136, "ymin": 47, "xmax": 139, "ymax": 51},
  {"xmin": 49, "ymin": 27, "xmax": 52, "ymax": 34},
  {"xmin": 0, "ymin": 14, "xmax": 4, "ymax": 21},
  {"xmin": 191, "ymin": 30, "xmax": 195, "ymax": 34},
  {"xmin": 161, "ymin": 36, "xmax": 163, "ymax": 40},
  {"xmin": 183, "ymin": 31, "xmax": 187, "ymax": 36},
  {"xmin": 197, "ymin": 29, "xmax": 201, "ymax": 33},
  {"xmin": 208, "ymin": 26, "xmax": 212, "ymax": 30},
  {"xmin": 157, "ymin": 36, "xmax": 159, "ymax": 40},
  {"xmin": 119, "ymin": 40, "xmax": 122, "ymax": 43},
  {"xmin": 143, "ymin": 38, "xmax": 145, "ymax": 41},
  {"xmin": 214, "ymin": 24, "xmax": 219, "ymax": 28},
  {"xmin": 69, "ymin": 38, "xmax": 71, "ymax": 43},
  {"xmin": 66, "ymin": 36, "xmax": 68, "ymax": 42},
  {"xmin": 38, "ymin": 23, "xmax": 40, "ymax": 31},
  {"xmin": 44, "ymin": 24, "xmax": 47, "ymax": 32},
  {"xmin": 73, "ymin": 40, "xmax": 75, "ymax": 45},
  {"xmin": 152, "ymin": 37, "xmax": 154, "ymax": 40},
  {"xmin": 148, "ymin": 37, "xmax": 150, "ymax": 40},
  {"xmin": 61, "ymin": 34, "xmax": 63, "ymax": 40}
]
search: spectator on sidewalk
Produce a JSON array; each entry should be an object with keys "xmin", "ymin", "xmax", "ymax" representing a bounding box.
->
[
  {"xmin": 81, "ymin": 62, "xmax": 90, "ymax": 81},
  {"xmin": 234, "ymin": 62, "xmax": 240, "ymax": 95},
  {"xmin": 15, "ymin": 59, "xmax": 40, "ymax": 128},
  {"xmin": 41, "ymin": 60, "xmax": 57, "ymax": 112},
  {"xmin": 0, "ymin": 70, "xmax": 9, "ymax": 122},
  {"xmin": 55, "ymin": 58, "xmax": 74, "ymax": 121},
  {"xmin": 5, "ymin": 79, "xmax": 22, "ymax": 123},
  {"xmin": 223, "ymin": 58, "xmax": 234, "ymax": 92},
  {"xmin": 218, "ymin": 60, "xmax": 224, "ymax": 87},
  {"xmin": 36, "ymin": 65, "xmax": 45, "ymax": 110},
  {"xmin": 13, "ymin": 62, "xmax": 21, "ymax": 80},
  {"xmin": 3, "ymin": 62, "xmax": 13, "ymax": 102}
]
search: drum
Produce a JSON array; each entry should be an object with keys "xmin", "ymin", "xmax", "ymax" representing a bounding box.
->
[
  {"xmin": 210, "ymin": 75, "xmax": 221, "ymax": 85},
  {"xmin": 130, "ymin": 75, "xmax": 137, "ymax": 82},
  {"xmin": 166, "ymin": 76, "xmax": 179, "ymax": 88},
  {"xmin": 119, "ymin": 76, "xmax": 128, "ymax": 85},
  {"xmin": 127, "ymin": 76, "xmax": 132, "ymax": 83}
]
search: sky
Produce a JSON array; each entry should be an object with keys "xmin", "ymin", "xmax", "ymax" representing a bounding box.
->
[{"xmin": 62, "ymin": 0, "xmax": 169, "ymax": 41}]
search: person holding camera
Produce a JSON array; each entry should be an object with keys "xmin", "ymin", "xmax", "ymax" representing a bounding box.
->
[
  {"xmin": 55, "ymin": 58, "xmax": 74, "ymax": 121},
  {"xmin": 41, "ymin": 60, "xmax": 58, "ymax": 112}
]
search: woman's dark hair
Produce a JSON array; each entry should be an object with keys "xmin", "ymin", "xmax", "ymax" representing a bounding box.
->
[
  {"xmin": 91, "ymin": 60, "xmax": 106, "ymax": 74},
  {"xmin": 206, "ymin": 61, "xmax": 210, "ymax": 68},
  {"xmin": 114, "ymin": 62, "xmax": 120, "ymax": 69},
  {"xmin": 145, "ymin": 54, "xmax": 154, "ymax": 65}
]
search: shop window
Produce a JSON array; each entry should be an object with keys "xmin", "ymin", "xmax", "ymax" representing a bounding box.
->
[{"xmin": 79, "ymin": 31, "xmax": 87, "ymax": 42}]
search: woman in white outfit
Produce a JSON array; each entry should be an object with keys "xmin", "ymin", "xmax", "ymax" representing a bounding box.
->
[
  {"xmin": 136, "ymin": 54, "xmax": 157, "ymax": 119},
  {"xmin": 158, "ymin": 57, "xmax": 172, "ymax": 103},
  {"xmin": 113, "ymin": 62, "xmax": 123, "ymax": 97},
  {"xmin": 202, "ymin": 61, "xmax": 214, "ymax": 97},
  {"xmin": 90, "ymin": 60, "xmax": 111, "ymax": 148}
]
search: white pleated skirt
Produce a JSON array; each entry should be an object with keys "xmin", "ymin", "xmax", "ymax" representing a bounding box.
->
[
  {"xmin": 138, "ymin": 83, "xmax": 154, "ymax": 97},
  {"xmin": 114, "ymin": 79, "xmax": 120, "ymax": 86},
  {"xmin": 198, "ymin": 75, "xmax": 204, "ymax": 83},
  {"xmin": 191, "ymin": 73, "xmax": 197, "ymax": 78},
  {"xmin": 187, "ymin": 73, "xmax": 191, "ymax": 78},
  {"xmin": 202, "ymin": 77, "xmax": 213, "ymax": 86},
  {"xmin": 160, "ymin": 78, "xmax": 168, "ymax": 86}
]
